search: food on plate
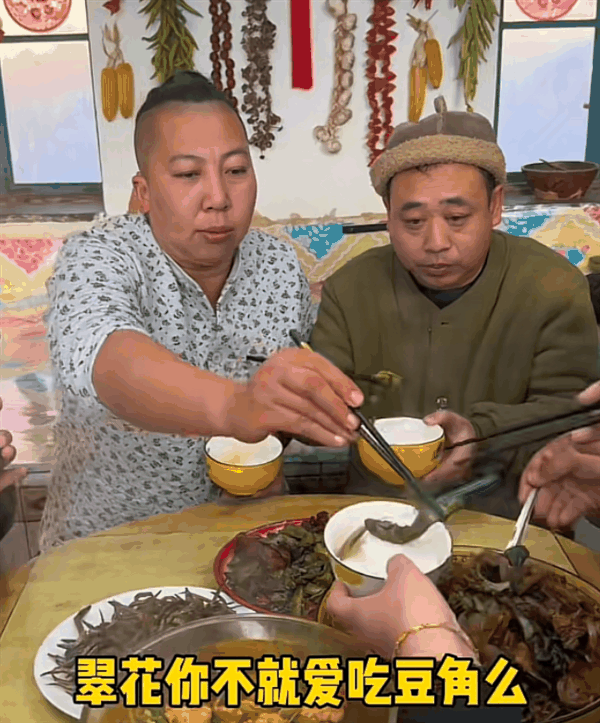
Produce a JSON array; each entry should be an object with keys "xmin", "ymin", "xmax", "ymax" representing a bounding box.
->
[
  {"xmin": 100, "ymin": 696, "xmax": 347, "ymax": 722},
  {"xmin": 225, "ymin": 513, "xmax": 333, "ymax": 619},
  {"xmin": 438, "ymin": 551, "xmax": 600, "ymax": 723},
  {"xmin": 226, "ymin": 515, "xmax": 600, "ymax": 723},
  {"xmin": 43, "ymin": 589, "xmax": 234, "ymax": 695}
]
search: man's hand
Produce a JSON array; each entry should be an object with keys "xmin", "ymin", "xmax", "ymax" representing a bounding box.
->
[
  {"xmin": 518, "ymin": 381, "xmax": 600, "ymax": 529},
  {"xmin": 421, "ymin": 410, "xmax": 476, "ymax": 486},
  {"xmin": 0, "ymin": 399, "xmax": 28, "ymax": 493},
  {"xmin": 226, "ymin": 348, "xmax": 364, "ymax": 448}
]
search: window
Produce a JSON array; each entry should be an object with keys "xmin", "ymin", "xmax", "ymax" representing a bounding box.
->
[
  {"xmin": 494, "ymin": 0, "xmax": 599, "ymax": 180},
  {"xmin": 0, "ymin": 2, "xmax": 103, "ymax": 216}
]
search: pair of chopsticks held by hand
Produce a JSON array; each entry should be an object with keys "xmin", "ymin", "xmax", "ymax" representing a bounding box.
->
[
  {"xmin": 283, "ymin": 331, "xmax": 600, "ymax": 462},
  {"xmin": 253, "ymin": 332, "xmax": 600, "ymax": 502}
]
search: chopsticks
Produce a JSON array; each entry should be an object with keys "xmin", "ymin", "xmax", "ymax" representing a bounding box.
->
[
  {"xmin": 287, "ymin": 330, "xmax": 445, "ymax": 520},
  {"xmin": 443, "ymin": 403, "xmax": 600, "ymax": 455}
]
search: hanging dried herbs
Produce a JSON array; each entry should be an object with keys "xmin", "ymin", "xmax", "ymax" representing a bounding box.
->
[
  {"xmin": 449, "ymin": 0, "xmax": 498, "ymax": 112},
  {"xmin": 209, "ymin": 0, "xmax": 238, "ymax": 109},
  {"xmin": 240, "ymin": 0, "xmax": 282, "ymax": 158},
  {"xmin": 314, "ymin": 0, "xmax": 356, "ymax": 155},
  {"xmin": 140, "ymin": 0, "xmax": 202, "ymax": 84}
]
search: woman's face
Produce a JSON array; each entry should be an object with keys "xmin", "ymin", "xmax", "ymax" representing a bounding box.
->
[{"xmin": 136, "ymin": 102, "xmax": 257, "ymax": 275}]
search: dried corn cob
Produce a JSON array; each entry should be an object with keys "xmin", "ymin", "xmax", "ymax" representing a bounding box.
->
[
  {"xmin": 409, "ymin": 65, "xmax": 427, "ymax": 122},
  {"xmin": 116, "ymin": 62, "xmax": 134, "ymax": 119},
  {"xmin": 101, "ymin": 67, "xmax": 118, "ymax": 122},
  {"xmin": 408, "ymin": 20, "xmax": 428, "ymax": 123},
  {"xmin": 425, "ymin": 38, "xmax": 443, "ymax": 88}
]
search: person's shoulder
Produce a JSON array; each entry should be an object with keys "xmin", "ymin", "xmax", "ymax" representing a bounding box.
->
[
  {"xmin": 61, "ymin": 213, "xmax": 147, "ymax": 256},
  {"xmin": 498, "ymin": 230, "xmax": 588, "ymax": 290},
  {"xmin": 326, "ymin": 244, "xmax": 394, "ymax": 286},
  {"xmin": 243, "ymin": 228, "xmax": 303, "ymax": 269}
]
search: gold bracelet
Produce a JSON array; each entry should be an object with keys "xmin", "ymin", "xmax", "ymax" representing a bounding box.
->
[{"xmin": 393, "ymin": 622, "xmax": 481, "ymax": 665}]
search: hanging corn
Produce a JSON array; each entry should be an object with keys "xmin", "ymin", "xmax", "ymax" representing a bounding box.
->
[
  {"xmin": 101, "ymin": 23, "xmax": 135, "ymax": 122},
  {"xmin": 101, "ymin": 66, "xmax": 118, "ymax": 122},
  {"xmin": 424, "ymin": 26, "xmax": 443, "ymax": 88},
  {"xmin": 407, "ymin": 14, "xmax": 444, "ymax": 122}
]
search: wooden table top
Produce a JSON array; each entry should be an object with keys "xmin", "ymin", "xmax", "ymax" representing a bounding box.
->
[{"xmin": 1, "ymin": 494, "xmax": 599, "ymax": 723}]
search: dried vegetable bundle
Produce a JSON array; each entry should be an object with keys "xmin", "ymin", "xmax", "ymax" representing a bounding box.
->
[
  {"xmin": 101, "ymin": 23, "xmax": 135, "ymax": 122},
  {"xmin": 140, "ymin": 0, "xmax": 201, "ymax": 84},
  {"xmin": 314, "ymin": 0, "xmax": 357, "ymax": 155},
  {"xmin": 209, "ymin": 0, "xmax": 238, "ymax": 110},
  {"xmin": 43, "ymin": 589, "xmax": 234, "ymax": 694},
  {"xmin": 438, "ymin": 551, "xmax": 600, "ymax": 722},
  {"xmin": 365, "ymin": 0, "xmax": 398, "ymax": 165},
  {"xmin": 225, "ymin": 512, "xmax": 333, "ymax": 619},
  {"xmin": 240, "ymin": 0, "xmax": 282, "ymax": 158},
  {"xmin": 407, "ymin": 14, "xmax": 444, "ymax": 122},
  {"xmin": 449, "ymin": 0, "xmax": 498, "ymax": 112}
]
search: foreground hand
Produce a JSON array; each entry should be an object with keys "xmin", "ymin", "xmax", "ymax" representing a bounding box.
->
[
  {"xmin": 518, "ymin": 381, "xmax": 600, "ymax": 528},
  {"xmin": 326, "ymin": 554, "xmax": 471, "ymax": 660},
  {"xmin": 0, "ymin": 400, "xmax": 28, "ymax": 493},
  {"xmin": 422, "ymin": 410, "xmax": 476, "ymax": 487},
  {"xmin": 227, "ymin": 348, "xmax": 364, "ymax": 447}
]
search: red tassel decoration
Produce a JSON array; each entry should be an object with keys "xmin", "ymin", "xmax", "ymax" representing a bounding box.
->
[
  {"xmin": 103, "ymin": 0, "xmax": 121, "ymax": 15},
  {"xmin": 290, "ymin": 0, "xmax": 313, "ymax": 90}
]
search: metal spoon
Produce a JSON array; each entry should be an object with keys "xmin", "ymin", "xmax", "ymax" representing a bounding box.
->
[{"xmin": 504, "ymin": 488, "xmax": 539, "ymax": 568}]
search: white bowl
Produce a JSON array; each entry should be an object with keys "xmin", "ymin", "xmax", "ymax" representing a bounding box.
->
[{"xmin": 324, "ymin": 500, "xmax": 453, "ymax": 597}]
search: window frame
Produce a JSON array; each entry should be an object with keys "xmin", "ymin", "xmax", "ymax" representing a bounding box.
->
[
  {"xmin": 0, "ymin": 30, "xmax": 103, "ymax": 204},
  {"xmin": 493, "ymin": 1, "xmax": 600, "ymax": 186}
]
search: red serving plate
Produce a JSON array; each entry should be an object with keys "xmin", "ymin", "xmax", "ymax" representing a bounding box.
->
[{"xmin": 213, "ymin": 517, "xmax": 323, "ymax": 620}]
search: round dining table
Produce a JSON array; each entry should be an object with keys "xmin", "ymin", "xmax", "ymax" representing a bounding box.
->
[{"xmin": 1, "ymin": 494, "xmax": 600, "ymax": 723}]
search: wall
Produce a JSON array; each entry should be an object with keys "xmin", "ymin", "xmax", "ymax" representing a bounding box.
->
[{"xmin": 86, "ymin": 0, "xmax": 500, "ymax": 220}]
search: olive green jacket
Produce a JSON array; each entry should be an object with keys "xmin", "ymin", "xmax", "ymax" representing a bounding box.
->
[{"xmin": 310, "ymin": 231, "xmax": 598, "ymax": 516}]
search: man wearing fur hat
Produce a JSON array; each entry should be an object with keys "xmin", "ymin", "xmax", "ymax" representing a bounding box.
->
[{"xmin": 310, "ymin": 97, "xmax": 598, "ymax": 522}]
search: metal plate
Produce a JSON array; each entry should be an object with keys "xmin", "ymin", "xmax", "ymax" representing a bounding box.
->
[{"xmin": 81, "ymin": 614, "xmax": 391, "ymax": 723}]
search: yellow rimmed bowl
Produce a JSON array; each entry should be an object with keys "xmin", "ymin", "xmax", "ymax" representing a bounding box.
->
[
  {"xmin": 357, "ymin": 417, "xmax": 444, "ymax": 487},
  {"xmin": 205, "ymin": 435, "xmax": 283, "ymax": 496},
  {"xmin": 323, "ymin": 500, "xmax": 453, "ymax": 598}
]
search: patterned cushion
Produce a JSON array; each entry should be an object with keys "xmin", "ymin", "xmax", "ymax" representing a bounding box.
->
[{"xmin": 2, "ymin": 205, "xmax": 600, "ymax": 466}]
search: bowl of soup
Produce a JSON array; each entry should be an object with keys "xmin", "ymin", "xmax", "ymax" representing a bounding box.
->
[
  {"xmin": 357, "ymin": 416, "xmax": 444, "ymax": 486},
  {"xmin": 323, "ymin": 500, "xmax": 453, "ymax": 598},
  {"xmin": 205, "ymin": 435, "xmax": 283, "ymax": 496}
]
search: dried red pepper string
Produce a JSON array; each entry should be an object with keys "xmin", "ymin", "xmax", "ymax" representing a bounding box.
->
[
  {"xmin": 209, "ymin": 0, "xmax": 238, "ymax": 110},
  {"xmin": 366, "ymin": 0, "xmax": 398, "ymax": 165}
]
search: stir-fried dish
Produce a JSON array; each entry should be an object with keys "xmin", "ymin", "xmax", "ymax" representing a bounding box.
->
[
  {"xmin": 438, "ymin": 551, "xmax": 600, "ymax": 723},
  {"xmin": 102, "ymin": 697, "xmax": 346, "ymax": 723},
  {"xmin": 44, "ymin": 589, "xmax": 235, "ymax": 694},
  {"xmin": 225, "ymin": 513, "xmax": 333, "ymax": 619}
]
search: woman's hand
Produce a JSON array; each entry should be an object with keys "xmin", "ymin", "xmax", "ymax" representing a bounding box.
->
[
  {"xmin": 326, "ymin": 554, "xmax": 475, "ymax": 660},
  {"xmin": 227, "ymin": 348, "xmax": 364, "ymax": 448},
  {"xmin": 0, "ymin": 399, "xmax": 28, "ymax": 493},
  {"xmin": 422, "ymin": 410, "xmax": 476, "ymax": 487}
]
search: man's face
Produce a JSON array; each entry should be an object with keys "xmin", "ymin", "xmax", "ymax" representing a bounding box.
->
[
  {"xmin": 386, "ymin": 163, "xmax": 503, "ymax": 290},
  {"xmin": 136, "ymin": 102, "xmax": 257, "ymax": 272}
]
